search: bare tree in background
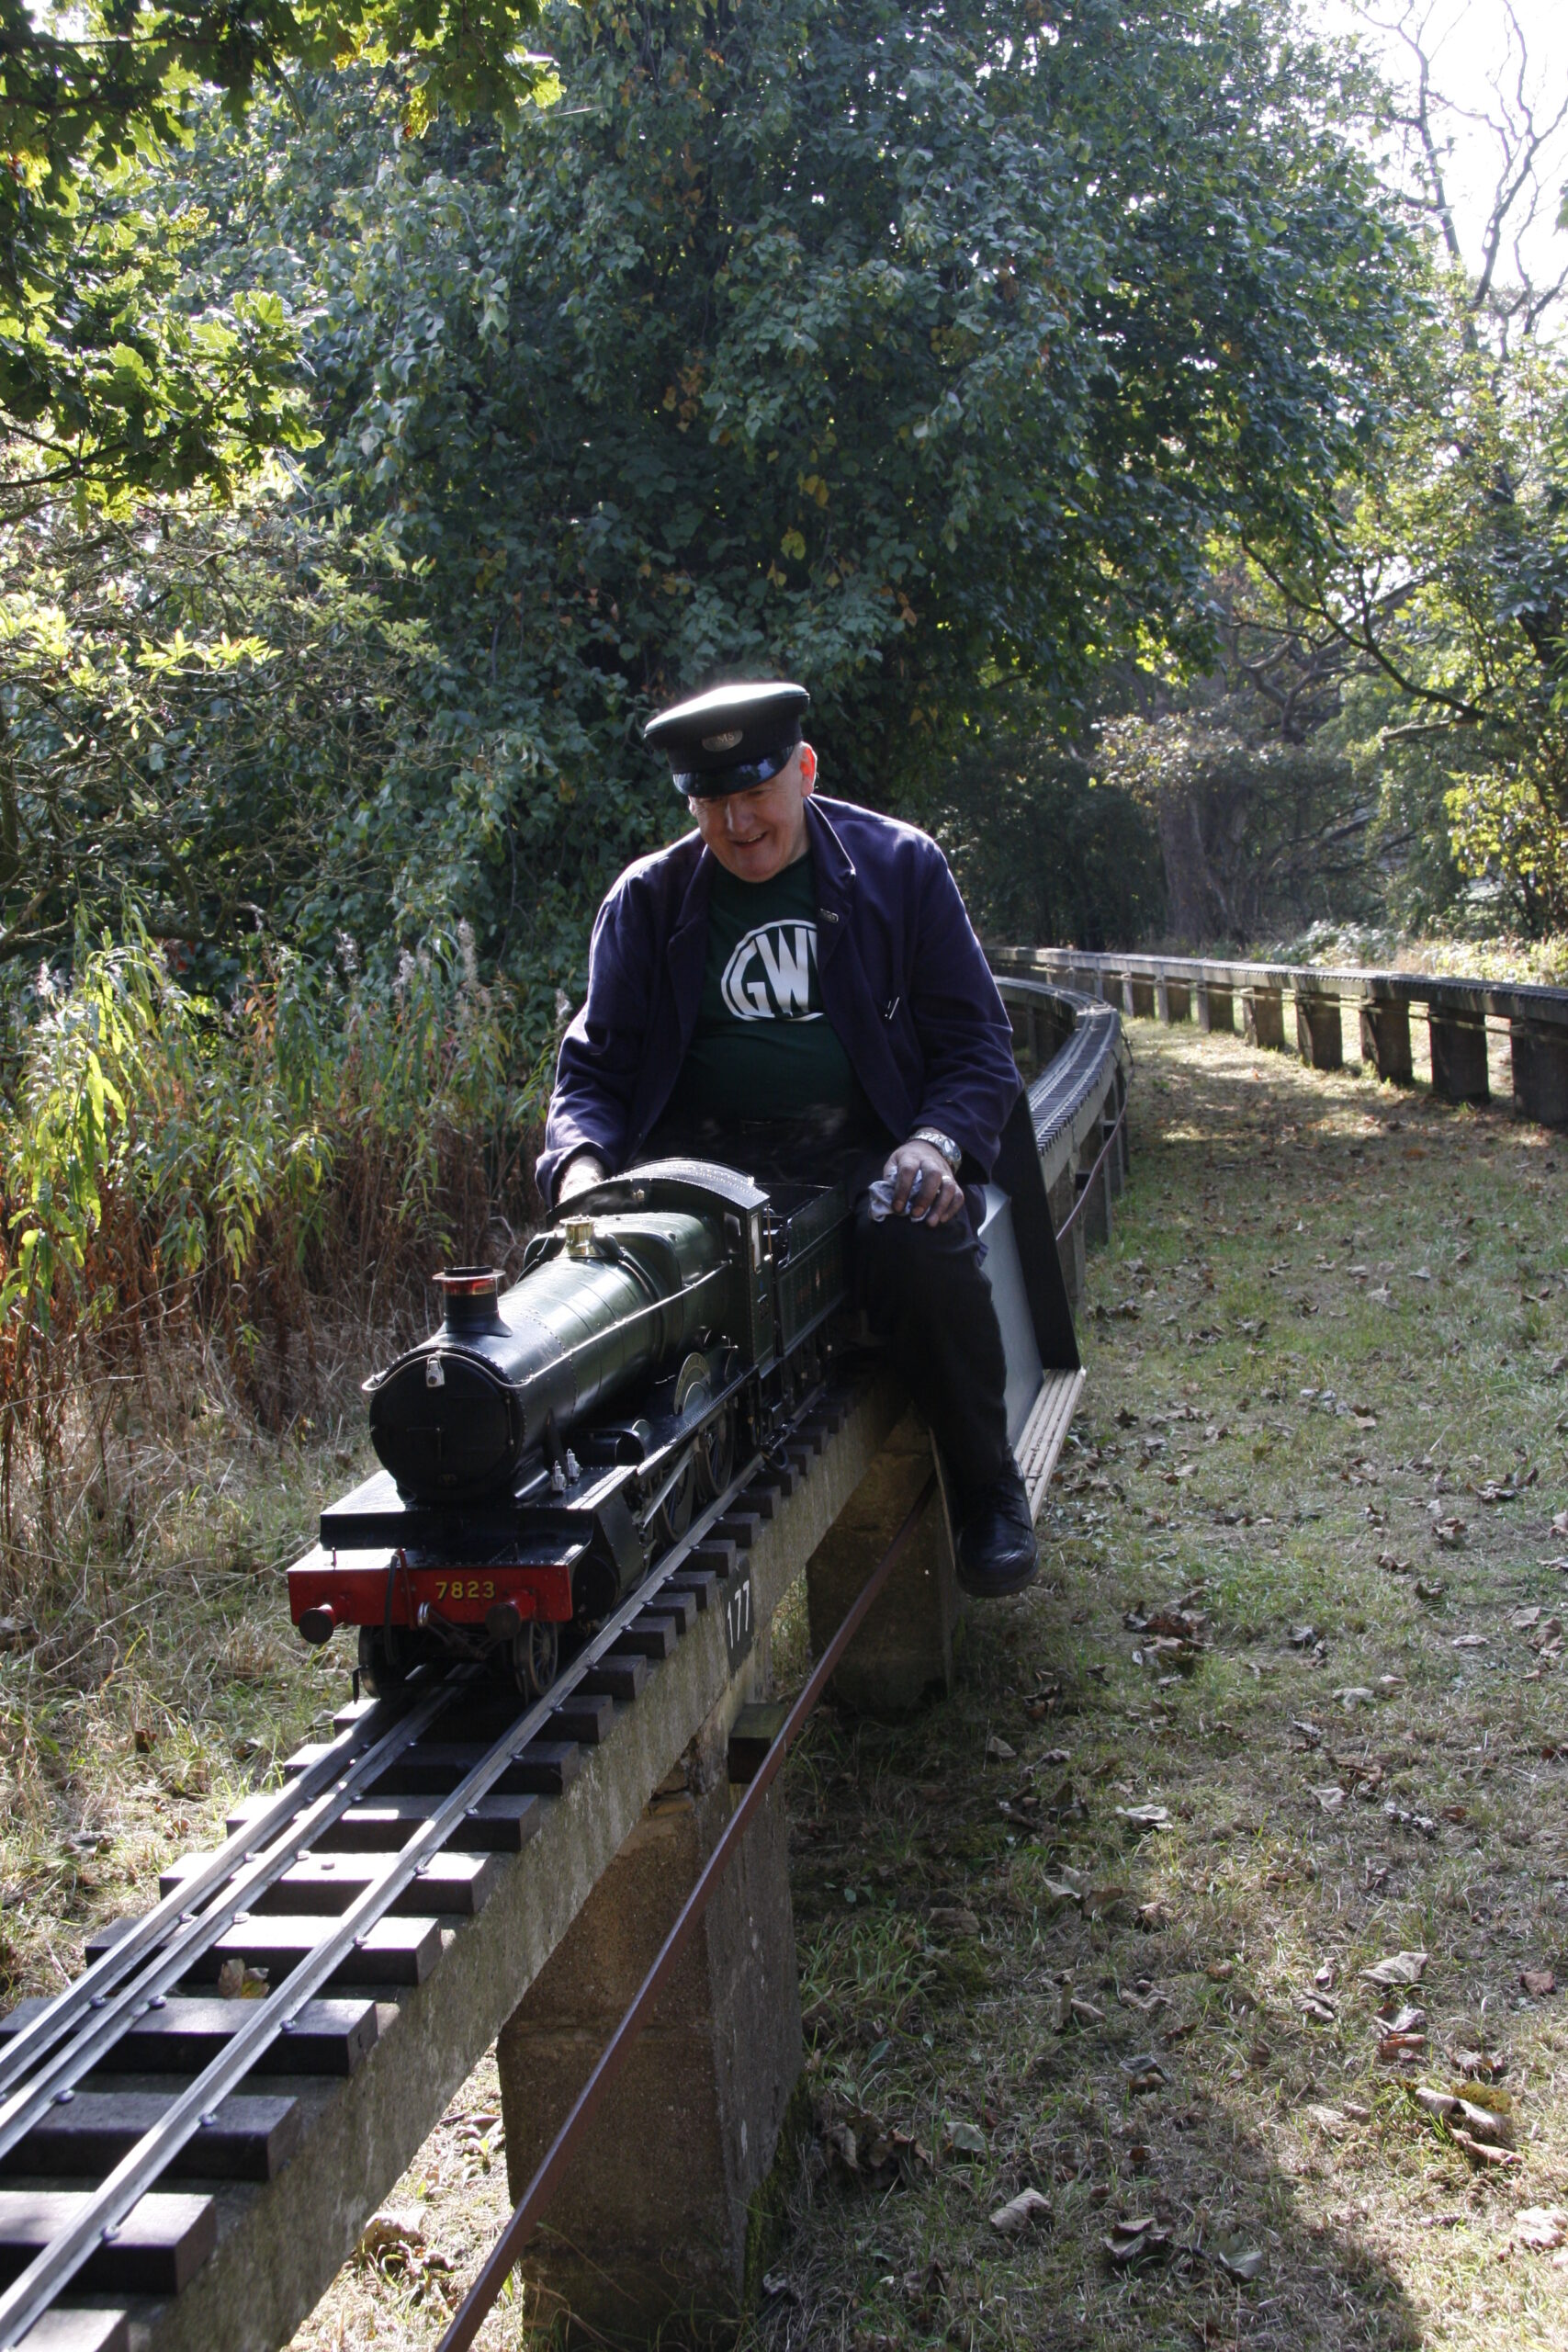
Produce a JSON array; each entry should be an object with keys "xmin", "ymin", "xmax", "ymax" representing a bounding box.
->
[
  {"xmin": 1353, "ymin": 0, "xmax": 1568, "ymax": 345},
  {"xmin": 1110, "ymin": 2, "xmax": 1568, "ymax": 947}
]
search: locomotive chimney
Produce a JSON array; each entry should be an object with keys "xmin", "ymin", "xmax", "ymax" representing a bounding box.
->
[{"xmin": 432, "ymin": 1266, "xmax": 505, "ymax": 1336}]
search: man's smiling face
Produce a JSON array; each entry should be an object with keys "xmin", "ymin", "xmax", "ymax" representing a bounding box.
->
[{"xmin": 690, "ymin": 742, "xmax": 816, "ymax": 883}]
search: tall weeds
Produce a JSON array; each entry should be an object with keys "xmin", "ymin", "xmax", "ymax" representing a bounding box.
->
[{"xmin": 0, "ymin": 930, "xmax": 545, "ymax": 1602}]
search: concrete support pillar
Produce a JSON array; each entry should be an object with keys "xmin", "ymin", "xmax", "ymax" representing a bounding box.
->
[
  {"xmin": 1196, "ymin": 984, "xmax": 1235, "ymax": 1035},
  {"xmin": 1123, "ymin": 975, "xmax": 1156, "ymax": 1021},
  {"xmin": 806, "ymin": 1408, "xmax": 964, "ymax": 1714},
  {"xmin": 1294, "ymin": 990, "xmax": 1343, "ymax": 1071},
  {"xmin": 1359, "ymin": 999, "xmax": 1414, "ymax": 1084},
  {"xmin": 1243, "ymin": 987, "xmax": 1285, "ymax": 1050},
  {"xmin": 1156, "ymin": 977, "xmax": 1190, "ymax": 1024},
  {"xmin": 1511, "ymin": 1020, "xmax": 1568, "ymax": 1128},
  {"xmin": 498, "ymin": 1702, "xmax": 803, "ymax": 2343},
  {"xmin": 1428, "ymin": 1008, "xmax": 1490, "ymax": 1103}
]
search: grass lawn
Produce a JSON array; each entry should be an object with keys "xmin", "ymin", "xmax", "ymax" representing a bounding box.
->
[
  {"xmin": 5, "ymin": 1015, "xmax": 1566, "ymax": 2348},
  {"xmin": 741, "ymin": 1018, "xmax": 1568, "ymax": 2352}
]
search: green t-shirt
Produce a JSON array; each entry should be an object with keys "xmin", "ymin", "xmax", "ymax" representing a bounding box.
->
[{"xmin": 668, "ymin": 854, "xmax": 864, "ymax": 1125}]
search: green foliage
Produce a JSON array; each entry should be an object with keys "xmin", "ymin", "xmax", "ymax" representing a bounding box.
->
[
  {"xmin": 234, "ymin": 0, "xmax": 1407, "ymax": 981},
  {"xmin": 0, "ymin": 926, "xmax": 537, "ymax": 1536},
  {"xmin": 935, "ymin": 732, "xmax": 1164, "ymax": 951},
  {"xmin": 0, "ymin": 490, "xmax": 446, "ymax": 971},
  {"xmin": 0, "ymin": 0, "xmax": 556, "ymax": 511},
  {"xmin": 1445, "ymin": 722, "xmax": 1568, "ymax": 933},
  {"xmin": 1260, "ymin": 277, "xmax": 1568, "ymax": 937},
  {"xmin": 0, "ymin": 151, "xmax": 316, "ymax": 520},
  {"xmin": 1095, "ymin": 570, "xmax": 1377, "ymax": 946}
]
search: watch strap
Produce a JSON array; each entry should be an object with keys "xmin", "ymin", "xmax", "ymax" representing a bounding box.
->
[{"xmin": 911, "ymin": 1126, "xmax": 962, "ymax": 1173}]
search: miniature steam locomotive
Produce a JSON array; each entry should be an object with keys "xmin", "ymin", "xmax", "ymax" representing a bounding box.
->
[{"xmin": 288, "ymin": 1159, "xmax": 855, "ymax": 1696}]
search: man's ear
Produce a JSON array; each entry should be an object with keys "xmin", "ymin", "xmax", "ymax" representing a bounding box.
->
[{"xmin": 799, "ymin": 741, "xmax": 818, "ymax": 794}]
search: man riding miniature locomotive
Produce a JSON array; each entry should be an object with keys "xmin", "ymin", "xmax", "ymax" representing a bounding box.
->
[{"xmin": 540, "ymin": 678, "xmax": 1039, "ymax": 1599}]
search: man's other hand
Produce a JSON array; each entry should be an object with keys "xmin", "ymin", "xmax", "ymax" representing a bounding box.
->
[
  {"xmin": 558, "ymin": 1152, "xmax": 607, "ymax": 1204},
  {"xmin": 883, "ymin": 1137, "xmax": 962, "ymax": 1226}
]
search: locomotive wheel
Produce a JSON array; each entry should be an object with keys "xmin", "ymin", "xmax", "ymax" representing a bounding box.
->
[
  {"xmin": 655, "ymin": 1462, "xmax": 695, "ymax": 1546},
  {"xmin": 695, "ymin": 1404, "xmax": 736, "ymax": 1500},
  {"xmin": 357, "ymin": 1625, "xmax": 406, "ymax": 1699},
  {"xmin": 509, "ymin": 1616, "xmax": 559, "ymax": 1700},
  {"xmin": 655, "ymin": 1351, "xmax": 713, "ymax": 1542}
]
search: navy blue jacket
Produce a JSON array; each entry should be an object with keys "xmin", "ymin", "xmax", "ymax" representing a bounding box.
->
[{"xmin": 538, "ymin": 794, "xmax": 1021, "ymax": 1206}]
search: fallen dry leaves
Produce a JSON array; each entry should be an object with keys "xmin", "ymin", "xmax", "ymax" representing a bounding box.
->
[
  {"xmin": 989, "ymin": 2188, "xmax": 1053, "ymax": 2236},
  {"xmin": 1360, "ymin": 1950, "xmax": 1428, "ymax": 1989}
]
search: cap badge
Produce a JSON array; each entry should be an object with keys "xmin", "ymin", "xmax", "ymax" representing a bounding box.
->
[{"xmin": 701, "ymin": 728, "xmax": 745, "ymax": 752}]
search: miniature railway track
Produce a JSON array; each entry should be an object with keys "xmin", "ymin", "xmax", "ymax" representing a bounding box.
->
[{"xmin": 0, "ymin": 1386, "xmax": 857, "ymax": 2352}]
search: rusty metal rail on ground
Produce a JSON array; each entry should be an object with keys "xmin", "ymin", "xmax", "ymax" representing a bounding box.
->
[{"xmin": 434, "ymin": 1467, "xmax": 939, "ymax": 2352}]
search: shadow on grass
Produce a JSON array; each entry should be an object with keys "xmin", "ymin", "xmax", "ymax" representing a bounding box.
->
[{"xmin": 746, "ymin": 1023, "xmax": 1568, "ymax": 2352}]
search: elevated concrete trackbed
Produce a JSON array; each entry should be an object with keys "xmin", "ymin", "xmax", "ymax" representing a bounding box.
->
[{"xmin": 996, "ymin": 942, "xmax": 1568, "ymax": 1125}]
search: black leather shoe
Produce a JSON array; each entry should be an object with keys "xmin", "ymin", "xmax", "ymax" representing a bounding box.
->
[{"xmin": 954, "ymin": 1467, "xmax": 1039, "ymax": 1597}]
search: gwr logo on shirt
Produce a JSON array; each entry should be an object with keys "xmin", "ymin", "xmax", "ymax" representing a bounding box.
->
[{"xmin": 719, "ymin": 922, "xmax": 823, "ymax": 1022}]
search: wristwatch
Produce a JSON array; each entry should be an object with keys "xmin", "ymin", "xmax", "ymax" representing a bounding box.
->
[{"xmin": 910, "ymin": 1126, "xmax": 962, "ymax": 1174}]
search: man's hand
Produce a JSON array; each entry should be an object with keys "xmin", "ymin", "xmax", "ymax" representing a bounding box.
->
[
  {"xmin": 558, "ymin": 1152, "xmax": 607, "ymax": 1205},
  {"xmin": 883, "ymin": 1136, "xmax": 963, "ymax": 1226}
]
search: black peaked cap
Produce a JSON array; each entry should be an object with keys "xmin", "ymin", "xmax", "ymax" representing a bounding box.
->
[{"xmin": 644, "ymin": 680, "xmax": 809, "ymax": 797}]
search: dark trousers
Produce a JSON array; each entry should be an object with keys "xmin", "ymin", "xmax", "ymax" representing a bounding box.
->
[
  {"xmin": 644, "ymin": 1112, "xmax": 1014, "ymax": 1498},
  {"xmin": 844, "ymin": 1149, "xmax": 1014, "ymax": 1498}
]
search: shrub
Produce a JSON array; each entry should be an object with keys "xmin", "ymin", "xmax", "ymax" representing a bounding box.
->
[{"xmin": 0, "ymin": 929, "xmax": 543, "ymax": 1570}]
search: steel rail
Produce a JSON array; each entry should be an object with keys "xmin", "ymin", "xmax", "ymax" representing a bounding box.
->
[
  {"xmin": 0, "ymin": 1431, "xmax": 781, "ymax": 2347},
  {"xmin": 1054, "ymin": 1084, "xmax": 1130, "ymax": 1248},
  {"xmin": 434, "ymin": 1467, "xmax": 939, "ymax": 2352},
  {"xmin": 0, "ymin": 1696, "xmax": 403, "ymax": 2098},
  {"xmin": 0, "ymin": 1673, "xmax": 464, "ymax": 2170}
]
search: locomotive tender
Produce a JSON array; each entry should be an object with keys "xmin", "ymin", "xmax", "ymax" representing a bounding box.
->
[{"xmin": 288, "ymin": 1159, "xmax": 856, "ymax": 1696}]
